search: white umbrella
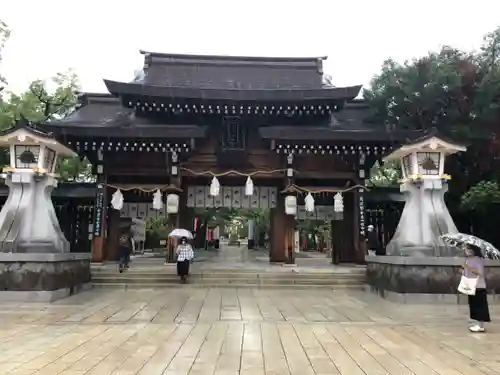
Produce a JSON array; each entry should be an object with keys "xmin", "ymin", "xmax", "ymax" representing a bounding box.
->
[
  {"xmin": 168, "ymin": 228, "xmax": 194, "ymax": 239},
  {"xmin": 441, "ymin": 233, "xmax": 500, "ymax": 259}
]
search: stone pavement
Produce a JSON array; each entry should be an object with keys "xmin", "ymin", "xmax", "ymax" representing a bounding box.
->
[{"xmin": 1, "ymin": 288, "xmax": 500, "ymax": 375}]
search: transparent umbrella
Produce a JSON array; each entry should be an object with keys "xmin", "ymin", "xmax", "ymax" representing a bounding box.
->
[
  {"xmin": 441, "ymin": 233, "xmax": 500, "ymax": 259},
  {"xmin": 168, "ymin": 228, "xmax": 194, "ymax": 239}
]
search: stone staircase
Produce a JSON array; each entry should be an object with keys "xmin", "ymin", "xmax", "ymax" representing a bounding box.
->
[{"xmin": 90, "ymin": 264, "xmax": 366, "ymax": 290}]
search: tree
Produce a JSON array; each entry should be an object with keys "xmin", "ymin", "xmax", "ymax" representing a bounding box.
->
[
  {"xmin": 369, "ymin": 160, "xmax": 401, "ymax": 186},
  {"xmin": 364, "ymin": 26, "xmax": 500, "ymax": 199},
  {"xmin": 0, "ymin": 70, "xmax": 92, "ymax": 180},
  {"xmin": 0, "ymin": 20, "xmax": 10, "ymax": 91},
  {"xmin": 0, "ymin": 70, "xmax": 79, "ymax": 128}
]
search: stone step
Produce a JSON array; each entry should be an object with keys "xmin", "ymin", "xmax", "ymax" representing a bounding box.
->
[
  {"xmin": 91, "ymin": 276, "xmax": 363, "ymax": 286},
  {"xmin": 92, "ymin": 283, "xmax": 364, "ymax": 290},
  {"xmin": 91, "ymin": 271, "xmax": 364, "ymax": 280}
]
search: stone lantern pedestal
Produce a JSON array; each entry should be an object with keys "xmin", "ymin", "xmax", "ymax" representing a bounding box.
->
[
  {"xmin": 365, "ymin": 132, "xmax": 500, "ymax": 303},
  {"xmin": 0, "ymin": 124, "xmax": 91, "ymax": 302}
]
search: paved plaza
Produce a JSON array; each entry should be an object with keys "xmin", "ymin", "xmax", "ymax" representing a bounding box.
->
[{"xmin": 1, "ymin": 288, "xmax": 500, "ymax": 375}]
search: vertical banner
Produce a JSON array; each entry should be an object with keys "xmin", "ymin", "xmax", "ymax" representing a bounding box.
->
[
  {"xmin": 359, "ymin": 158, "xmax": 367, "ymax": 237},
  {"xmin": 93, "ymin": 185, "xmax": 105, "ymax": 237},
  {"xmin": 358, "ymin": 187, "xmax": 366, "ymax": 237}
]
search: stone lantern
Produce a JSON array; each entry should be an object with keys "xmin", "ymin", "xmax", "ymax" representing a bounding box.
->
[
  {"xmin": 383, "ymin": 133, "xmax": 466, "ymax": 257},
  {"xmin": 0, "ymin": 123, "xmax": 91, "ymax": 302}
]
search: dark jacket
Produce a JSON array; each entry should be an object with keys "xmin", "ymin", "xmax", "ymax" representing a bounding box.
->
[
  {"xmin": 118, "ymin": 230, "xmax": 133, "ymax": 252},
  {"xmin": 367, "ymin": 231, "xmax": 384, "ymax": 255}
]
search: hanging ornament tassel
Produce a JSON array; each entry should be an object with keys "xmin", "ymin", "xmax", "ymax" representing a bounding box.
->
[
  {"xmin": 245, "ymin": 176, "xmax": 254, "ymax": 196},
  {"xmin": 111, "ymin": 189, "xmax": 124, "ymax": 211},
  {"xmin": 152, "ymin": 189, "xmax": 163, "ymax": 210},
  {"xmin": 209, "ymin": 176, "xmax": 220, "ymax": 196},
  {"xmin": 334, "ymin": 192, "xmax": 344, "ymax": 213},
  {"xmin": 304, "ymin": 192, "xmax": 315, "ymax": 212}
]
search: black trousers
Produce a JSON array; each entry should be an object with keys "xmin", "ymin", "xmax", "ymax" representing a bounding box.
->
[
  {"xmin": 119, "ymin": 247, "xmax": 130, "ymax": 268},
  {"xmin": 469, "ymin": 288, "xmax": 491, "ymax": 322},
  {"xmin": 177, "ymin": 260, "xmax": 190, "ymax": 277}
]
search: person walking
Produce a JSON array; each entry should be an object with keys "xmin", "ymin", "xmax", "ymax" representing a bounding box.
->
[
  {"xmin": 118, "ymin": 225, "xmax": 133, "ymax": 273},
  {"xmin": 463, "ymin": 244, "xmax": 491, "ymax": 332},
  {"xmin": 176, "ymin": 237, "xmax": 194, "ymax": 283}
]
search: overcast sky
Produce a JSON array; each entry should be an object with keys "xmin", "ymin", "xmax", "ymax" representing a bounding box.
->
[{"xmin": 2, "ymin": 0, "xmax": 500, "ymax": 94}]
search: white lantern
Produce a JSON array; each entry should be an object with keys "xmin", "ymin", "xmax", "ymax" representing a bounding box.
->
[
  {"xmin": 383, "ymin": 135, "xmax": 466, "ymax": 181},
  {"xmin": 304, "ymin": 193, "xmax": 315, "ymax": 212},
  {"xmin": 245, "ymin": 176, "xmax": 254, "ymax": 196},
  {"xmin": 111, "ymin": 189, "xmax": 124, "ymax": 211},
  {"xmin": 334, "ymin": 192, "xmax": 344, "ymax": 213},
  {"xmin": 285, "ymin": 195, "xmax": 297, "ymax": 216},
  {"xmin": 166, "ymin": 193, "xmax": 179, "ymax": 214},
  {"xmin": 152, "ymin": 189, "xmax": 163, "ymax": 210},
  {"xmin": 209, "ymin": 176, "xmax": 220, "ymax": 196}
]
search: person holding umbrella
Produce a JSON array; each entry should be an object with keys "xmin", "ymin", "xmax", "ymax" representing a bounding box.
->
[
  {"xmin": 462, "ymin": 243, "xmax": 491, "ymax": 332},
  {"xmin": 176, "ymin": 236, "xmax": 194, "ymax": 283},
  {"xmin": 442, "ymin": 232, "xmax": 498, "ymax": 332}
]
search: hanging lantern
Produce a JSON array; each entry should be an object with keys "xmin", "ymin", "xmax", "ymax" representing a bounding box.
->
[
  {"xmin": 111, "ymin": 189, "xmax": 124, "ymax": 211},
  {"xmin": 166, "ymin": 193, "xmax": 179, "ymax": 214},
  {"xmin": 304, "ymin": 193, "xmax": 315, "ymax": 212},
  {"xmin": 285, "ymin": 195, "xmax": 297, "ymax": 215},
  {"xmin": 209, "ymin": 176, "xmax": 220, "ymax": 196},
  {"xmin": 152, "ymin": 189, "xmax": 163, "ymax": 210},
  {"xmin": 245, "ymin": 176, "xmax": 254, "ymax": 196},
  {"xmin": 334, "ymin": 192, "xmax": 344, "ymax": 213}
]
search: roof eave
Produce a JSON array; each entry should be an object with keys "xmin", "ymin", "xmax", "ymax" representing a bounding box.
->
[{"xmin": 103, "ymin": 80, "xmax": 362, "ymax": 102}]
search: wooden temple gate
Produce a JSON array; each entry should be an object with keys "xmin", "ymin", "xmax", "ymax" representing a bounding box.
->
[{"xmin": 40, "ymin": 51, "xmax": 418, "ymax": 264}]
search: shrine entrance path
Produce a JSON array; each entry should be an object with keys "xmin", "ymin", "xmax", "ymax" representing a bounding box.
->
[
  {"xmin": 128, "ymin": 243, "xmax": 336, "ymax": 271},
  {"xmin": 1, "ymin": 288, "xmax": 500, "ymax": 375}
]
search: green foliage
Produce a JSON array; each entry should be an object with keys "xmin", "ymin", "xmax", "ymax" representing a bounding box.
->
[
  {"xmin": 364, "ymin": 26, "xmax": 500, "ymax": 205},
  {"xmin": 145, "ymin": 217, "xmax": 169, "ymax": 238},
  {"xmin": 369, "ymin": 160, "xmax": 401, "ymax": 186},
  {"xmin": 0, "ymin": 20, "xmax": 10, "ymax": 89},
  {"xmin": 0, "ymin": 70, "xmax": 79, "ymax": 129},
  {"xmin": 461, "ymin": 181, "xmax": 500, "ymax": 212},
  {"xmin": 56, "ymin": 157, "xmax": 93, "ymax": 182},
  {"xmin": 297, "ymin": 219, "xmax": 330, "ymax": 237},
  {"xmin": 364, "ymin": 27, "xmax": 500, "ymax": 138},
  {"xmin": 0, "ymin": 62, "xmax": 91, "ymax": 180},
  {"xmin": 193, "ymin": 207, "xmax": 270, "ymax": 238}
]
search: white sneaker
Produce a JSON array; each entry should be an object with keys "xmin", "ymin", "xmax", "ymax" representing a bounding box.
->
[{"xmin": 469, "ymin": 325, "xmax": 485, "ymax": 332}]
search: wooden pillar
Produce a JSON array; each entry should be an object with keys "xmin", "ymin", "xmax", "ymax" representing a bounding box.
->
[
  {"xmin": 332, "ymin": 193, "xmax": 355, "ymax": 263},
  {"xmin": 106, "ymin": 208, "xmax": 121, "ymax": 261},
  {"xmin": 91, "ymin": 151, "xmax": 106, "ymax": 263},
  {"xmin": 283, "ymin": 151, "xmax": 295, "ymax": 263},
  {"xmin": 269, "ymin": 193, "xmax": 287, "ymax": 262},
  {"xmin": 166, "ymin": 150, "xmax": 181, "ymax": 263},
  {"xmin": 285, "ymin": 214, "xmax": 295, "ymax": 264}
]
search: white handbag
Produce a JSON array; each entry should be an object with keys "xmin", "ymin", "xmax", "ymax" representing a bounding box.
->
[{"xmin": 457, "ymin": 275, "xmax": 478, "ymax": 295}]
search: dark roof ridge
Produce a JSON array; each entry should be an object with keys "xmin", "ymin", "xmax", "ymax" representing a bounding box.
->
[
  {"xmin": 139, "ymin": 50, "xmax": 327, "ymax": 63},
  {"xmin": 76, "ymin": 92, "xmax": 120, "ymax": 106}
]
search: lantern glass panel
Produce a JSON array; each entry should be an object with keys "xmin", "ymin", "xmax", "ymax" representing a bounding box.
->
[
  {"xmin": 417, "ymin": 152, "xmax": 440, "ymax": 175},
  {"xmin": 15, "ymin": 145, "xmax": 40, "ymax": 169},
  {"xmin": 402, "ymin": 155, "xmax": 412, "ymax": 177},
  {"xmin": 43, "ymin": 147, "xmax": 56, "ymax": 171}
]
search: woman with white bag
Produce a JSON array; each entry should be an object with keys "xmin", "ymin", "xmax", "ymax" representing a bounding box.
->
[{"xmin": 461, "ymin": 244, "xmax": 491, "ymax": 332}]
